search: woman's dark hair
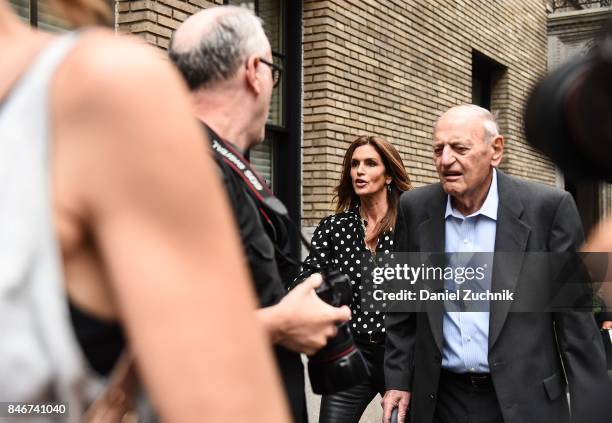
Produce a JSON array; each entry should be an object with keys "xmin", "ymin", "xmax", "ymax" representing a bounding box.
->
[{"xmin": 334, "ymin": 136, "xmax": 412, "ymax": 242}]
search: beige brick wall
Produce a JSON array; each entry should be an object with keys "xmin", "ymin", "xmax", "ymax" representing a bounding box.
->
[
  {"xmin": 116, "ymin": 0, "xmax": 223, "ymax": 49},
  {"xmin": 302, "ymin": 0, "xmax": 554, "ymax": 226},
  {"xmin": 115, "ymin": 0, "xmax": 556, "ymax": 227}
]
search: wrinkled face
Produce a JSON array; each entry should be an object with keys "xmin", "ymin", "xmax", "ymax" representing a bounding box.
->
[
  {"xmin": 350, "ymin": 144, "xmax": 391, "ymax": 198},
  {"xmin": 433, "ymin": 115, "xmax": 495, "ymax": 201}
]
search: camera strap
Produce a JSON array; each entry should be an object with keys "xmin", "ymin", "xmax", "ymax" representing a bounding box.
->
[
  {"xmin": 203, "ymin": 124, "xmax": 323, "ymax": 275},
  {"xmin": 205, "ymin": 126, "xmax": 289, "ymax": 222},
  {"xmin": 204, "ymin": 125, "xmax": 304, "ymax": 271}
]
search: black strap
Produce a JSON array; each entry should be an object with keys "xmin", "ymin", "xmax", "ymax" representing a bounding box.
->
[
  {"xmin": 206, "ymin": 127, "xmax": 288, "ymax": 218},
  {"xmin": 204, "ymin": 124, "xmax": 322, "ymax": 274}
]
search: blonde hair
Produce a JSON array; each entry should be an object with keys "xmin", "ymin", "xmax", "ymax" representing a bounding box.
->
[{"xmin": 51, "ymin": 0, "xmax": 112, "ymax": 26}]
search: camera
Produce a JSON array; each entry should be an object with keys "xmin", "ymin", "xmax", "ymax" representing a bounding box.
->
[
  {"xmin": 524, "ymin": 16, "xmax": 612, "ymax": 181},
  {"xmin": 307, "ymin": 268, "xmax": 370, "ymax": 395}
]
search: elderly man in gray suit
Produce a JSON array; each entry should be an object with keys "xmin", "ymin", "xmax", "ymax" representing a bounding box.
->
[{"xmin": 381, "ymin": 104, "xmax": 608, "ymax": 423}]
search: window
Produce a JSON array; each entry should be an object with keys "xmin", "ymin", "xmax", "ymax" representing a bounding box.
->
[
  {"xmin": 225, "ymin": 0, "xmax": 302, "ymax": 263},
  {"xmin": 226, "ymin": 0, "xmax": 286, "ymax": 189},
  {"xmin": 472, "ymin": 51, "xmax": 505, "ymax": 110}
]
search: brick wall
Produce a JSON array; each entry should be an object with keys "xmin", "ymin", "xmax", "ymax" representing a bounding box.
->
[
  {"xmin": 302, "ymin": 0, "xmax": 553, "ymax": 226},
  {"xmin": 114, "ymin": 0, "xmax": 555, "ymax": 228},
  {"xmin": 116, "ymin": 0, "xmax": 223, "ymax": 49}
]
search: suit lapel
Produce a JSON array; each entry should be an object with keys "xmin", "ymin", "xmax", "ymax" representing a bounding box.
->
[
  {"xmin": 489, "ymin": 171, "xmax": 531, "ymax": 349},
  {"xmin": 419, "ymin": 188, "xmax": 446, "ymax": 352}
]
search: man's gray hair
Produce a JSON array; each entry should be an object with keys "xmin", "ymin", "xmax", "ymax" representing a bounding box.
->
[
  {"xmin": 482, "ymin": 116, "xmax": 500, "ymax": 144},
  {"xmin": 169, "ymin": 6, "xmax": 268, "ymax": 90}
]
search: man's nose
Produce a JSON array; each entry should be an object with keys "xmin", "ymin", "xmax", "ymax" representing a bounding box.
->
[{"xmin": 439, "ymin": 146, "xmax": 455, "ymax": 166}]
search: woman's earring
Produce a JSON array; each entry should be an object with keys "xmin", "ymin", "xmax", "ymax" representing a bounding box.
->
[{"xmin": 387, "ymin": 184, "xmax": 392, "ymax": 193}]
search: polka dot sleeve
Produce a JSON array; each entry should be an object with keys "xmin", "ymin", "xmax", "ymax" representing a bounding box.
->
[{"xmin": 294, "ymin": 216, "xmax": 334, "ymax": 284}]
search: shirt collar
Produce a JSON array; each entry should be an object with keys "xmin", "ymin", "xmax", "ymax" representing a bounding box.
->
[{"xmin": 444, "ymin": 168, "xmax": 499, "ymax": 221}]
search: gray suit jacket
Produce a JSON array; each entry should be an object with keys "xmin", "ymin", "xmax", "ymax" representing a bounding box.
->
[{"xmin": 384, "ymin": 170, "xmax": 608, "ymax": 423}]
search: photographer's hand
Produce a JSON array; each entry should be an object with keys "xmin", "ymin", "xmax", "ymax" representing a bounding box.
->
[{"xmin": 257, "ymin": 273, "xmax": 351, "ymax": 355}]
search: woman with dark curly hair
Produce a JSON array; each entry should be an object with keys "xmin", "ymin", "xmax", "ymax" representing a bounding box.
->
[{"xmin": 297, "ymin": 135, "xmax": 412, "ymax": 422}]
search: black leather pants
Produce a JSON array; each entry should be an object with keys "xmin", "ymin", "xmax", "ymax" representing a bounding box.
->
[{"xmin": 318, "ymin": 339, "xmax": 385, "ymax": 423}]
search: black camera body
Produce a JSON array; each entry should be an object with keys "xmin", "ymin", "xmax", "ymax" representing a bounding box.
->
[
  {"xmin": 307, "ymin": 269, "xmax": 370, "ymax": 395},
  {"xmin": 314, "ymin": 268, "xmax": 352, "ymax": 307}
]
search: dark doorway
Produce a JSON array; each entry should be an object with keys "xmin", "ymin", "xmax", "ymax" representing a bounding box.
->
[{"xmin": 472, "ymin": 50, "xmax": 505, "ymax": 110}]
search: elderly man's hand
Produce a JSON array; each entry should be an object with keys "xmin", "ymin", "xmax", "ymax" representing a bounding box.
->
[
  {"xmin": 381, "ymin": 390, "xmax": 411, "ymax": 423},
  {"xmin": 258, "ymin": 273, "xmax": 351, "ymax": 355}
]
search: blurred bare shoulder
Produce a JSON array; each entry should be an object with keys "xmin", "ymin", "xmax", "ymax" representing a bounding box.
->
[
  {"xmin": 52, "ymin": 28, "xmax": 205, "ymax": 213},
  {"xmin": 54, "ymin": 28, "xmax": 190, "ymax": 124},
  {"xmin": 61, "ymin": 28, "xmax": 180, "ymax": 85}
]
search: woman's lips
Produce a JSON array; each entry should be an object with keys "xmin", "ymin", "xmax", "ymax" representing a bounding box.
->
[{"xmin": 355, "ymin": 180, "xmax": 368, "ymax": 188}]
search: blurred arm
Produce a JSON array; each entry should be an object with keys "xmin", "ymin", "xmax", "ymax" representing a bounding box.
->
[
  {"xmin": 54, "ymin": 32, "xmax": 290, "ymax": 423},
  {"xmin": 550, "ymin": 193, "xmax": 608, "ymax": 417}
]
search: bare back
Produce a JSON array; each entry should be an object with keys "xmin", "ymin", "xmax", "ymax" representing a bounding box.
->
[{"xmin": 0, "ymin": 9, "xmax": 290, "ymax": 422}]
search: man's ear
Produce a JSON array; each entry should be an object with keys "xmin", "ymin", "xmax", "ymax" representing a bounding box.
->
[
  {"xmin": 245, "ymin": 54, "xmax": 262, "ymax": 95},
  {"xmin": 490, "ymin": 135, "xmax": 504, "ymax": 167}
]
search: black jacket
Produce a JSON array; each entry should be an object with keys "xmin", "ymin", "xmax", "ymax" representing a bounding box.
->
[{"xmin": 211, "ymin": 130, "xmax": 306, "ymax": 423}]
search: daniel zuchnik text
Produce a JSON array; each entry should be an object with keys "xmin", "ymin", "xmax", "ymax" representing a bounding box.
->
[
  {"xmin": 372, "ymin": 289, "xmax": 514, "ymax": 302},
  {"xmin": 369, "ymin": 262, "xmax": 512, "ymax": 303}
]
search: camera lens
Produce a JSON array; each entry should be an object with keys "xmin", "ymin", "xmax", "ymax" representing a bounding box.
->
[
  {"xmin": 525, "ymin": 20, "xmax": 612, "ymax": 182},
  {"xmin": 307, "ymin": 323, "xmax": 370, "ymax": 395}
]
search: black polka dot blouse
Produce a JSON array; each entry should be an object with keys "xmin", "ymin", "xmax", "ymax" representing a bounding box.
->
[{"xmin": 296, "ymin": 206, "xmax": 394, "ymax": 335}]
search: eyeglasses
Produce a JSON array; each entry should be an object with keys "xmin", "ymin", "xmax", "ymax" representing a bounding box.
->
[{"xmin": 259, "ymin": 57, "xmax": 282, "ymax": 88}]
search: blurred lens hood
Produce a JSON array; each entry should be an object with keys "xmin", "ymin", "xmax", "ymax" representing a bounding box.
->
[{"xmin": 525, "ymin": 21, "xmax": 612, "ymax": 182}]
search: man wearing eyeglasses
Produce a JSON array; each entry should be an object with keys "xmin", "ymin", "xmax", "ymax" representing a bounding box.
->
[{"xmin": 169, "ymin": 6, "xmax": 351, "ymax": 422}]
